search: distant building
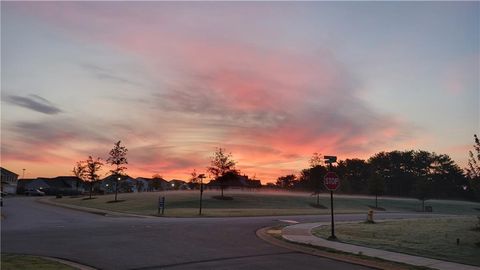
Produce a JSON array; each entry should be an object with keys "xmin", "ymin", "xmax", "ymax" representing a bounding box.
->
[
  {"xmin": 169, "ymin": 179, "xmax": 189, "ymax": 190},
  {"xmin": 99, "ymin": 175, "xmax": 137, "ymax": 193},
  {"xmin": 17, "ymin": 179, "xmax": 50, "ymax": 194},
  {"xmin": 17, "ymin": 176, "xmax": 84, "ymax": 195},
  {"xmin": 1, "ymin": 167, "xmax": 19, "ymax": 194}
]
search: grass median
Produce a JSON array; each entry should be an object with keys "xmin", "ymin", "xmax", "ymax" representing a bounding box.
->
[
  {"xmin": 313, "ymin": 217, "xmax": 480, "ymax": 266},
  {"xmin": 1, "ymin": 254, "xmax": 77, "ymax": 270},
  {"xmin": 50, "ymin": 190, "xmax": 480, "ymax": 217}
]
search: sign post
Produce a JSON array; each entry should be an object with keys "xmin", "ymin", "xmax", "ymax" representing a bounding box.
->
[
  {"xmin": 198, "ymin": 174, "xmax": 206, "ymax": 215},
  {"xmin": 158, "ymin": 196, "xmax": 165, "ymax": 215},
  {"xmin": 324, "ymin": 156, "xmax": 340, "ymax": 240}
]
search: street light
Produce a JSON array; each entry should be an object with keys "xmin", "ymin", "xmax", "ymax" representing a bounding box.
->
[{"xmin": 115, "ymin": 176, "xmax": 121, "ymax": 202}]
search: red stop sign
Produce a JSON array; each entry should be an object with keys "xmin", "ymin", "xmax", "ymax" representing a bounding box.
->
[{"xmin": 324, "ymin": 172, "xmax": 340, "ymax": 191}]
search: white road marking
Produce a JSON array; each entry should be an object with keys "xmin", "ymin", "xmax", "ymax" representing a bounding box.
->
[{"xmin": 278, "ymin": 219, "xmax": 299, "ymax": 224}]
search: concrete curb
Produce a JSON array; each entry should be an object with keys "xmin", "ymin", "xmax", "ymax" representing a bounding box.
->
[
  {"xmin": 37, "ymin": 197, "xmax": 153, "ymax": 219},
  {"xmin": 42, "ymin": 256, "xmax": 98, "ymax": 270},
  {"xmin": 282, "ymin": 222, "xmax": 480, "ymax": 270},
  {"xmin": 256, "ymin": 227, "xmax": 412, "ymax": 270}
]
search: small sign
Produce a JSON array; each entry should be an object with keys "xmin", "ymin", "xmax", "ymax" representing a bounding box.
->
[
  {"xmin": 158, "ymin": 196, "xmax": 165, "ymax": 207},
  {"xmin": 158, "ymin": 196, "xmax": 165, "ymax": 215},
  {"xmin": 324, "ymin": 155, "xmax": 337, "ymax": 163},
  {"xmin": 324, "ymin": 172, "xmax": 340, "ymax": 191}
]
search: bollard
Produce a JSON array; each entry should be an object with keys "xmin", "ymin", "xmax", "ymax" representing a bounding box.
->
[{"xmin": 456, "ymin": 238, "xmax": 460, "ymax": 246}]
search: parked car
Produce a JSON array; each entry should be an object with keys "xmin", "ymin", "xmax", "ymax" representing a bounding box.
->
[{"xmin": 25, "ymin": 189, "xmax": 45, "ymax": 196}]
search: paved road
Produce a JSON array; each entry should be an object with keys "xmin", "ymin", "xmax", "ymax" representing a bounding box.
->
[{"xmin": 1, "ymin": 197, "xmax": 437, "ymax": 270}]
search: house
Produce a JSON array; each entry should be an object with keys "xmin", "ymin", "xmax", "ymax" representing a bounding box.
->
[
  {"xmin": 134, "ymin": 178, "xmax": 152, "ymax": 192},
  {"xmin": 38, "ymin": 176, "xmax": 85, "ymax": 195},
  {"xmin": 1, "ymin": 167, "xmax": 19, "ymax": 194},
  {"xmin": 99, "ymin": 175, "xmax": 136, "ymax": 193},
  {"xmin": 144, "ymin": 177, "xmax": 169, "ymax": 191},
  {"xmin": 169, "ymin": 179, "xmax": 189, "ymax": 190},
  {"xmin": 17, "ymin": 179, "xmax": 50, "ymax": 194},
  {"xmin": 17, "ymin": 176, "xmax": 84, "ymax": 195}
]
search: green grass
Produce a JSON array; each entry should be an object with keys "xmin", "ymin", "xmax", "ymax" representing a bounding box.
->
[
  {"xmin": 51, "ymin": 190, "xmax": 480, "ymax": 217},
  {"xmin": 313, "ymin": 217, "xmax": 480, "ymax": 266},
  {"xmin": 1, "ymin": 254, "xmax": 77, "ymax": 270}
]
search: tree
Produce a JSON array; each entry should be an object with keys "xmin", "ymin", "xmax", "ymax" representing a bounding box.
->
[
  {"xmin": 413, "ymin": 176, "xmax": 431, "ymax": 211},
  {"xmin": 152, "ymin": 173, "xmax": 163, "ymax": 179},
  {"xmin": 207, "ymin": 148, "xmax": 236, "ymax": 198},
  {"xmin": 466, "ymin": 134, "xmax": 480, "ymax": 200},
  {"xmin": 276, "ymin": 174, "xmax": 298, "ymax": 189},
  {"xmin": 309, "ymin": 152, "xmax": 324, "ymax": 167},
  {"xmin": 342, "ymin": 159, "xmax": 370, "ymax": 194},
  {"xmin": 84, "ymin": 156, "xmax": 103, "ymax": 199},
  {"xmin": 189, "ymin": 169, "xmax": 200, "ymax": 189},
  {"xmin": 72, "ymin": 161, "xmax": 87, "ymax": 192},
  {"xmin": 368, "ymin": 173, "xmax": 384, "ymax": 208},
  {"xmin": 107, "ymin": 141, "xmax": 128, "ymax": 202}
]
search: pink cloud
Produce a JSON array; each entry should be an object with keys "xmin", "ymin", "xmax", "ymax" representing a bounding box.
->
[{"xmin": 3, "ymin": 3, "xmax": 415, "ymax": 182}]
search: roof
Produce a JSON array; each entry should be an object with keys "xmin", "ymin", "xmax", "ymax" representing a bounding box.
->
[
  {"xmin": 0, "ymin": 167, "xmax": 19, "ymax": 177},
  {"xmin": 37, "ymin": 178, "xmax": 72, "ymax": 189}
]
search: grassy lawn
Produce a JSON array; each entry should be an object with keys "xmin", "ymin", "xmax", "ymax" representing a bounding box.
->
[
  {"xmin": 51, "ymin": 190, "xmax": 480, "ymax": 217},
  {"xmin": 1, "ymin": 254, "xmax": 77, "ymax": 270},
  {"xmin": 313, "ymin": 217, "xmax": 480, "ymax": 266}
]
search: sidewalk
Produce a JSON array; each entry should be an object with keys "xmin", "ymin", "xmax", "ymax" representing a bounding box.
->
[{"xmin": 282, "ymin": 222, "xmax": 480, "ymax": 270}]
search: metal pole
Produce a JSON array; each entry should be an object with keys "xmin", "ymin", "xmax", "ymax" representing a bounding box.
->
[
  {"xmin": 199, "ymin": 183, "xmax": 203, "ymax": 215},
  {"xmin": 199, "ymin": 174, "xmax": 205, "ymax": 215},
  {"xmin": 330, "ymin": 190, "xmax": 335, "ymax": 239},
  {"xmin": 329, "ymin": 162, "xmax": 336, "ymax": 240}
]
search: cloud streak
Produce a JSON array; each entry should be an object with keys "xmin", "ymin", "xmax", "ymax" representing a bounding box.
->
[
  {"xmin": 3, "ymin": 2, "xmax": 450, "ymax": 182},
  {"xmin": 4, "ymin": 94, "xmax": 62, "ymax": 115}
]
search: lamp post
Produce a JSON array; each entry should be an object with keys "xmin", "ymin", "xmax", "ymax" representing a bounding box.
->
[
  {"xmin": 198, "ymin": 174, "xmax": 206, "ymax": 215},
  {"xmin": 115, "ymin": 176, "xmax": 120, "ymax": 201}
]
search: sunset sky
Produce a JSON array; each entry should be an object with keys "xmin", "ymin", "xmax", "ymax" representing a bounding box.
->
[{"xmin": 1, "ymin": 2, "xmax": 479, "ymax": 183}]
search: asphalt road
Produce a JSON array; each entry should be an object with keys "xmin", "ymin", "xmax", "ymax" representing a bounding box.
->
[{"xmin": 1, "ymin": 197, "xmax": 436, "ymax": 270}]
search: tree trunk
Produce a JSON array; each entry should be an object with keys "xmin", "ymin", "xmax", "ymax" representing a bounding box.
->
[
  {"xmin": 375, "ymin": 194, "xmax": 378, "ymax": 208},
  {"xmin": 115, "ymin": 178, "xmax": 119, "ymax": 202},
  {"xmin": 89, "ymin": 183, "xmax": 93, "ymax": 199},
  {"xmin": 221, "ymin": 185, "xmax": 224, "ymax": 198},
  {"xmin": 422, "ymin": 199, "xmax": 425, "ymax": 212}
]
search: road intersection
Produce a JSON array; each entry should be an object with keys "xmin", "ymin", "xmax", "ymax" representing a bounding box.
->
[{"xmin": 1, "ymin": 197, "xmax": 442, "ymax": 270}]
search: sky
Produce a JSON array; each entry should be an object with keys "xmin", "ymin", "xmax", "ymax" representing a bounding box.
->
[{"xmin": 1, "ymin": 2, "xmax": 479, "ymax": 183}]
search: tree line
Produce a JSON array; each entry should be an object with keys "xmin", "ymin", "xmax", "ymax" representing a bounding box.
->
[{"xmin": 276, "ymin": 135, "xmax": 480, "ymax": 202}]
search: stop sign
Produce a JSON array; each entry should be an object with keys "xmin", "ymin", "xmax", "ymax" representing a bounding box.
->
[{"xmin": 324, "ymin": 172, "xmax": 340, "ymax": 191}]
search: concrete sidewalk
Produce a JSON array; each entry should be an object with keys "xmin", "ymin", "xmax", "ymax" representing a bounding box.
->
[{"xmin": 282, "ymin": 222, "xmax": 480, "ymax": 270}]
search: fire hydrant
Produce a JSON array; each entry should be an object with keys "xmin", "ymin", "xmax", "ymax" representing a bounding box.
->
[{"xmin": 367, "ymin": 210, "xmax": 374, "ymax": 223}]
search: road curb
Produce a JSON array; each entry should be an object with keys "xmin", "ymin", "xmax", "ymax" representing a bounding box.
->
[
  {"xmin": 37, "ymin": 197, "xmax": 153, "ymax": 218},
  {"xmin": 281, "ymin": 220, "xmax": 480, "ymax": 270},
  {"xmin": 42, "ymin": 256, "xmax": 98, "ymax": 270},
  {"xmin": 256, "ymin": 227, "xmax": 396, "ymax": 270}
]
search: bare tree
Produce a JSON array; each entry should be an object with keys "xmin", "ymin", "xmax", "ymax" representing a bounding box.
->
[
  {"xmin": 207, "ymin": 148, "xmax": 236, "ymax": 198},
  {"xmin": 72, "ymin": 161, "xmax": 87, "ymax": 192},
  {"xmin": 107, "ymin": 141, "xmax": 128, "ymax": 202},
  {"xmin": 84, "ymin": 156, "xmax": 103, "ymax": 199}
]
